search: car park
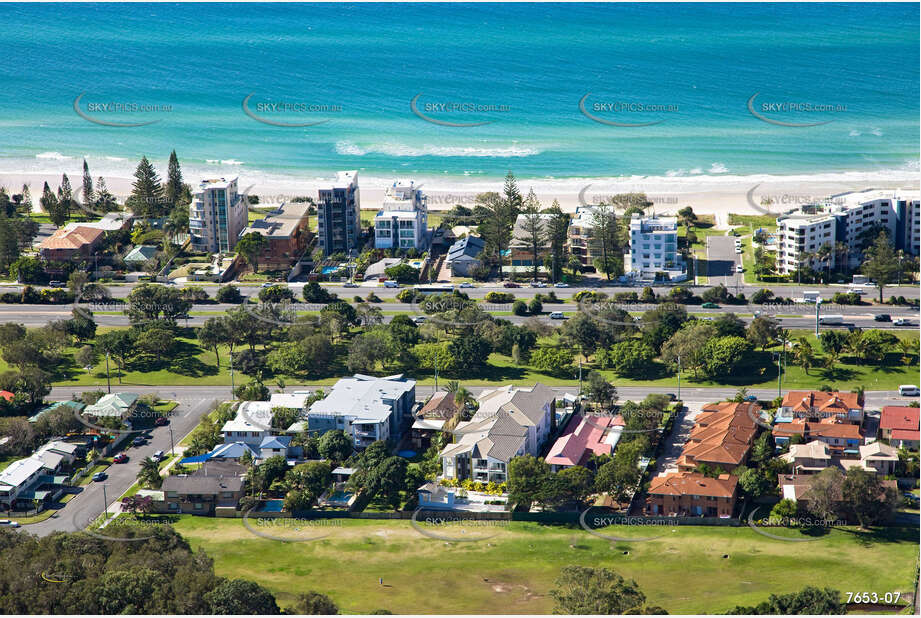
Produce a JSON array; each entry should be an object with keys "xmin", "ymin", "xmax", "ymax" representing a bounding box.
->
[
  {"xmin": 92, "ymin": 472, "xmax": 107, "ymax": 482},
  {"xmin": 874, "ymin": 314, "xmax": 891, "ymax": 322},
  {"xmin": 113, "ymin": 453, "xmax": 129, "ymax": 463}
]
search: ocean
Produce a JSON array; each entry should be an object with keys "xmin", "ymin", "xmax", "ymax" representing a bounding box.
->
[{"xmin": 0, "ymin": 2, "xmax": 917, "ymax": 191}]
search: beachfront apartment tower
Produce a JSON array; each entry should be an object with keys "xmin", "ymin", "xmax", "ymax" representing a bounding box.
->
[
  {"xmin": 567, "ymin": 206, "xmax": 602, "ymax": 269},
  {"xmin": 374, "ymin": 181, "xmax": 428, "ymax": 250},
  {"xmin": 189, "ymin": 177, "xmax": 248, "ymax": 253},
  {"xmin": 317, "ymin": 170, "xmax": 361, "ymax": 257},
  {"xmin": 775, "ymin": 189, "xmax": 920, "ymax": 274},
  {"xmin": 626, "ymin": 215, "xmax": 685, "ymax": 281}
]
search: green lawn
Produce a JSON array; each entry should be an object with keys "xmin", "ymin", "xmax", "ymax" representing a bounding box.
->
[
  {"xmin": 170, "ymin": 517, "xmax": 917, "ymax": 615},
  {"xmin": 728, "ymin": 214, "xmax": 777, "ymax": 230}
]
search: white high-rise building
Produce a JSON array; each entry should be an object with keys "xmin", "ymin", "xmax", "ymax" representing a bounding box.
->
[
  {"xmin": 627, "ymin": 215, "xmax": 685, "ymax": 281},
  {"xmin": 189, "ymin": 177, "xmax": 247, "ymax": 253},
  {"xmin": 374, "ymin": 181, "xmax": 428, "ymax": 250},
  {"xmin": 317, "ymin": 171, "xmax": 361, "ymax": 256},
  {"xmin": 775, "ymin": 189, "xmax": 920, "ymax": 274}
]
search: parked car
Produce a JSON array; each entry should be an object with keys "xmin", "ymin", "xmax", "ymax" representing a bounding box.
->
[
  {"xmin": 744, "ymin": 395, "xmax": 758, "ymax": 402},
  {"xmin": 735, "ymin": 247, "xmax": 742, "ymax": 254},
  {"xmin": 735, "ymin": 265, "xmax": 744, "ymax": 273},
  {"xmin": 154, "ymin": 416, "xmax": 169, "ymax": 426},
  {"xmin": 701, "ymin": 302, "xmax": 719, "ymax": 309},
  {"xmin": 0, "ymin": 520, "xmax": 20, "ymax": 528},
  {"xmin": 113, "ymin": 453, "xmax": 129, "ymax": 463},
  {"xmin": 530, "ymin": 281, "xmax": 547, "ymax": 288},
  {"xmin": 503, "ymin": 282, "xmax": 520, "ymax": 288},
  {"xmin": 260, "ymin": 282, "xmax": 275, "ymax": 288},
  {"xmin": 152, "ymin": 450, "xmax": 165, "ymax": 462},
  {"xmin": 92, "ymin": 472, "xmax": 107, "ymax": 482},
  {"xmin": 554, "ymin": 282, "xmax": 569, "ymax": 288},
  {"xmin": 549, "ymin": 311, "xmax": 567, "ymax": 320},
  {"xmin": 131, "ymin": 436, "xmax": 145, "ymax": 447},
  {"xmin": 874, "ymin": 313, "xmax": 891, "ymax": 322}
]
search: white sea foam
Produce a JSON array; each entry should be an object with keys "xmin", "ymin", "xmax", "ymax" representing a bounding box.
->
[
  {"xmin": 334, "ymin": 141, "xmax": 541, "ymax": 158},
  {"xmin": 35, "ymin": 151, "xmax": 71, "ymax": 160}
]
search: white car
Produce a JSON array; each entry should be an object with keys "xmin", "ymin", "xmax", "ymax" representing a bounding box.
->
[
  {"xmin": 412, "ymin": 316, "xmax": 427, "ymax": 324},
  {"xmin": 554, "ymin": 282, "xmax": 569, "ymax": 288},
  {"xmin": 735, "ymin": 248, "xmax": 742, "ymax": 254},
  {"xmin": 382, "ymin": 280, "xmax": 400, "ymax": 288},
  {"xmin": 459, "ymin": 282, "xmax": 475, "ymax": 288},
  {"xmin": 735, "ymin": 265, "xmax": 744, "ymax": 273},
  {"xmin": 0, "ymin": 520, "xmax": 20, "ymax": 528},
  {"xmin": 898, "ymin": 385, "xmax": 920, "ymax": 397},
  {"xmin": 343, "ymin": 282, "xmax": 359, "ymax": 288},
  {"xmin": 894, "ymin": 318, "xmax": 909, "ymax": 326},
  {"xmin": 549, "ymin": 311, "xmax": 567, "ymax": 320}
]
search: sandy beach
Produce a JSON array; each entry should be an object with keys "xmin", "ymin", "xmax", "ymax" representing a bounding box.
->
[{"xmin": 2, "ymin": 167, "xmax": 917, "ymax": 219}]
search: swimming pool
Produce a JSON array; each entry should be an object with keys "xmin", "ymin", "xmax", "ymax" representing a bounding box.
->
[
  {"xmin": 397, "ymin": 450, "xmax": 416, "ymax": 458},
  {"xmin": 321, "ymin": 266, "xmax": 341, "ymax": 275},
  {"xmin": 256, "ymin": 499, "xmax": 284, "ymax": 512}
]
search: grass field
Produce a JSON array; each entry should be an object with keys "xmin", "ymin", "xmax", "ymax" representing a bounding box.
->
[{"xmin": 170, "ymin": 517, "xmax": 917, "ymax": 615}]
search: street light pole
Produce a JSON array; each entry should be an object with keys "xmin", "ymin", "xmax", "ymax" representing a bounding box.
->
[
  {"xmin": 102, "ymin": 483, "xmax": 109, "ymax": 519},
  {"xmin": 229, "ymin": 349, "xmax": 235, "ymax": 398},
  {"xmin": 814, "ymin": 299, "xmax": 822, "ymax": 337},
  {"xmin": 105, "ymin": 352, "xmax": 111, "ymax": 394},
  {"xmin": 677, "ymin": 355, "xmax": 681, "ymax": 401},
  {"xmin": 168, "ymin": 426, "xmax": 175, "ymax": 457}
]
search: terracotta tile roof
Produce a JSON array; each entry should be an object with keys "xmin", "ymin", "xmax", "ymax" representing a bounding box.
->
[
  {"xmin": 681, "ymin": 402, "xmax": 758, "ymax": 467},
  {"xmin": 880, "ymin": 406, "xmax": 919, "ymax": 432},
  {"xmin": 781, "ymin": 391, "xmax": 861, "ymax": 414},
  {"xmin": 418, "ymin": 391, "xmax": 459, "ymax": 420},
  {"xmin": 40, "ymin": 225, "xmax": 103, "ymax": 251},
  {"xmin": 772, "ymin": 422, "xmax": 806, "ymax": 438},
  {"xmin": 807, "ymin": 423, "xmax": 862, "ymax": 440},
  {"xmin": 892, "ymin": 429, "xmax": 920, "ymax": 441},
  {"xmin": 648, "ymin": 472, "xmax": 738, "ymax": 498},
  {"xmin": 545, "ymin": 414, "xmax": 623, "ymax": 467},
  {"xmin": 0, "ymin": 391, "xmax": 12, "ymax": 402}
]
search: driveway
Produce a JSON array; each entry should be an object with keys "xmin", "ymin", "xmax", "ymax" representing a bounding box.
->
[
  {"xmin": 654, "ymin": 400, "xmax": 707, "ymax": 477},
  {"xmin": 19, "ymin": 398, "xmax": 216, "ymax": 537}
]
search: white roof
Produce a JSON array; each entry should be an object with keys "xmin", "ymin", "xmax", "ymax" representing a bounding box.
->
[
  {"xmin": 0, "ymin": 457, "xmax": 44, "ymax": 488},
  {"xmin": 412, "ymin": 419, "xmax": 445, "ymax": 431},
  {"xmin": 33, "ymin": 450, "xmax": 64, "ymax": 470},
  {"xmin": 309, "ymin": 374, "xmax": 415, "ymax": 424},
  {"xmin": 332, "ymin": 170, "xmax": 358, "ymax": 189},
  {"xmin": 269, "ymin": 392, "xmax": 312, "ymax": 410},
  {"xmin": 222, "ymin": 401, "xmax": 273, "ymax": 433}
]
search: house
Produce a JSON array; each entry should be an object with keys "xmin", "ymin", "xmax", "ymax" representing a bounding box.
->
[
  {"xmin": 39, "ymin": 225, "xmax": 104, "ymax": 261},
  {"xmin": 778, "ymin": 473, "xmax": 898, "ymax": 506},
  {"xmin": 162, "ymin": 461, "xmax": 246, "ymax": 515},
  {"xmin": 780, "ymin": 440, "xmax": 832, "ymax": 474},
  {"xmin": 365, "ymin": 257, "xmax": 404, "ymax": 280},
  {"xmin": 417, "ymin": 481, "xmax": 456, "ymax": 510},
  {"xmin": 439, "ymin": 383, "xmax": 556, "ymax": 484},
  {"xmin": 509, "ymin": 213, "xmax": 554, "ymax": 270},
  {"xmin": 221, "ymin": 402, "xmax": 274, "ymax": 446},
  {"xmin": 33, "ymin": 440, "xmax": 80, "ymax": 472},
  {"xmin": 259, "ymin": 435, "xmax": 298, "ymax": 461},
  {"xmin": 28, "ymin": 400, "xmax": 85, "ymax": 423},
  {"xmin": 0, "ymin": 457, "xmax": 46, "ymax": 509},
  {"xmin": 545, "ymin": 413, "xmax": 624, "ymax": 472},
  {"xmin": 411, "ymin": 391, "xmax": 459, "ymax": 450},
  {"xmin": 840, "ymin": 442, "xmax": 900, "ymax": 476},
  {"xmin": 238, "ymin": 201, "xmax": 312, "ymax": 270},
  {"xmin": 880, "ymin": 406, "xmax": 919, "ymax": 449},
  {"xmin": 773, "ymin": 421, "xmax": 864, "ymax": 454},
  {"xmin": 83, "ymin": 393, "xmax": 139, "ymax": 419},
  {"xmin": 646, "ymin": 472, "xmax": 738, "ymax": 517},
  {"xmin": 307, "ymin": 374, "xmax": 416, "ymax": 448},
  {"xmin": 445, "ymin": 236, "xmax": 485, "ymax": 277},
  {"xmin": 122, "ymin": 245, "xmax": 159, "ymax": 267},
  {"xmin": 676, "ymin": 402, "xmax": 758, "ymax": 472},
  {"xmin": 780, "ymin": 391, "xmax": 863, "ymax": 425}
]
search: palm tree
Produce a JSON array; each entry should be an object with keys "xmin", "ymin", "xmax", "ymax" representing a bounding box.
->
[
  {"xmin": 567, "ymin": 254, "xmax": 583, "ymax": 278},
  {"xmin": 793, "ymin": 337, "xmax": 814, "ymax": 375},
  {"xmin": 816, "ymin": 244, "xmax": 832, "ymax": 283},
  {"xmin": 898, "ymin": 339, "xmax": 917, "ymax": 366},
  {"xmin": 137, "ymin": 457, "xmax": 162, "ymax": 489},
  {"xmin": 834, "ymin": 241, "xmax": 849, "ymax": 277}
]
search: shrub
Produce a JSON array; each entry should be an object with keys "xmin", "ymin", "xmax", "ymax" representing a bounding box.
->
[
  {"xmin": 512, "ymin": 300, "xmax": 528, "ymax": 316},
  {"xmin": 528, "ymin": 298, "xmax": 543, "ymax": 315},
  {"xmin": 485, "ymin": 291, "xmax": 515, "ymax": 303}
]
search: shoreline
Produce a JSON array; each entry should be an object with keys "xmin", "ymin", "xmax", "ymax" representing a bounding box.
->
[{"xmin": 1, "ymin": 164, "xmax": 918, "ymax": 217}]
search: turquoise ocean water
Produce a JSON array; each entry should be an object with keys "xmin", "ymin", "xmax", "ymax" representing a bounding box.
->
[{"xmin": 0, "ymin": 2, "xmax": 917, "ymax": 186}]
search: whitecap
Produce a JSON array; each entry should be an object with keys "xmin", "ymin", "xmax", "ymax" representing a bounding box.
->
[
  {"xmin": 870, "ymin": 128, "xmax": 883, "ymax": 137},
  {"xmin": 335, "ymin": 141, "xmax": 539, "ymax": 158},
  {"xmin": 36, "ymin": 151, "xmax": 70, "ymax": 160},
  {"xmin": 849, "ymin": 130, "xmax": 861, "ymax": 137},
  {"xmin": 708, "ymin": 162, "xmax": 728, "ymax": 174}
]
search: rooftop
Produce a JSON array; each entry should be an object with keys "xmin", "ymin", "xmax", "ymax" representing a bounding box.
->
[
  {"xmin": 648, "ymin": 471, "xmax": 738, "ymax": 498},
  {"xmin": 40, "ymin": 225, "xmax": 104, "ymax": 251},
  {"xmin": 240, "ymin": 202, "xmax": 310, "ymax": 239},
  {"xmin": 309, "ymin": 374, "xmax": 415, "ymax": 424}
]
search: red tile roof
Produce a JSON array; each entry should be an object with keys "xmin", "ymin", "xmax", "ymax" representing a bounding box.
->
[
  {"xmin": 880, "ymin": 406, "xmax": 919, "ymax": 432},
  {"xmin": 648, "ymin": 472, "xmax": 738, "ymax": 498},
  {"xmin": 0, "ymin": 390, "xmax": 13, "ymax": 402},
  {"xmin": 40, "ymin": 225, "xmax": 103, "ymax": 251},
  {"xmin": 891, "ymin": 429, "xmax": 920, "ymax": 441},
  {"xmin": 545, "ymin": 414, "xmax": 623, "ymax": 467},
  {"xmin": 782, "ymin": 391, "xmax": 861, "ymax": 414}
]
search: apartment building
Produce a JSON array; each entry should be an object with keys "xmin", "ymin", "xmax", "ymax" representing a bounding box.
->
[
  {"xmin": 374, "ymin": 181, "xmax": 428, "ymax": 250},
  {"xmin": 509, "ymin": 213, "xmax": 554, "ymax": 268},
  {"xmin": 238, "ymin": 201, "xmax": 312, "ymax": 269},
  {"xmin": 626, "ymin": 215, "xmax": 685, "ymax": 281},
  {"xmin": 779, "ymin": 390, "xmax": 864, "ymax": 425},
  {"xmin": 189, "ymin": 177, "xmax": 248, "ymax": 253},
  {"xmin": 646, "ymin": 472, "xmax": 738, "ymax": 517},
  {"xmin": 317, "ymin": 170, "xmax": 360, "ymax": 256},
  {"xmin": 567, "ymin": 206, "xmax": 602, "ymax": 269},
  {"xmin": 775, "ymin": 189, "xmax": 920, "ymax": 274},
  {"xmin": 675, "ymin": 401, "xmax": 758, "ymax": 473},
  {"xmin": 307, "ymin": 374, "xmax": 416, "ymax": 448}
]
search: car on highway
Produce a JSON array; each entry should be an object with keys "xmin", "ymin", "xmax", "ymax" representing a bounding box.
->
[
  {"xmin": 554, "ymin": 282, "xmax": 569, "ymax": 288},
  {"xmin": 549, "ymin": 311, "xmax": 567, "ymax": 320},
  {"xmin": 701, "ymin": 302, "xmax": 719, "ymax": 309},
  {"xmin": 898, "ymin": 385, "xmax": 920, "ymax": 397},
  {"xmin": 529, "ymin": 281, "xmax": 547, "ymax": 288},
  {"xmin": 92, "ymin": 472, "xmax": 107, "ymax": 482},
  {"xmin": 0, "ymin": 520, "xmax": 20, "ymax": 528},
  {"xmin": 260, "ymin": 282, "xmax": 276, "ymax": 288},
  {"xmin": 343, "ymin": 282, "xmax": 359, "ymax": 288},
  {"xmin": 382, "ymin": 280, "xmax": 400, "ymax": 288},
  {"xmin": 131, "ymin": 436, "xmax": 146, "ymax": 447},
  {"xmin": 874, "ymin": 314, "xmax": 891, "ymax": 322},
  {"xmin": 113, "ymin": 453, "xmax": 129, "ymax": 463},
  {"xmin": 154, "ymin": 416, "xmax": 169, "ymax": 426},
  {"xmin": 459, "ymin": 282, "xmax": 475, "ymax": 288},
  {"xmin": 48, "ymin": 280, "xmax": 65, "ymax": 288},
  {"xmin": 503, "ymin": 282, "xmax": 520, "ymax": 288},
  {"xmin": 894, "ymin": 318, "xmax": 909, "ymax": 326}
]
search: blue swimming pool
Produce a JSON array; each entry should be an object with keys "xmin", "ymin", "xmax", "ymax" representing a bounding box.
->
[
  {"xmin": 256, "ymin": 499, "xmax": 284, "ymax": 512},
  {"xmin": 397, "ymin": 450, "xmax": 416, "ymax": 458},
  {"xmin": 321, "ymin": 266, "xmax": 341, "ymax": 275},
  {"xmin": 328, "ymin": 490, "xmax": 353, "ymax": 503}
]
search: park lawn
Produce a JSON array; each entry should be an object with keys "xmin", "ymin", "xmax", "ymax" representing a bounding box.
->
[
  {"xmin": 728, "ymin": 213, "xmax": 778, "ymax": 230},
  {"xmin": 169, "ymin": 517, "xmax": 917, "ymax": 615}
]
